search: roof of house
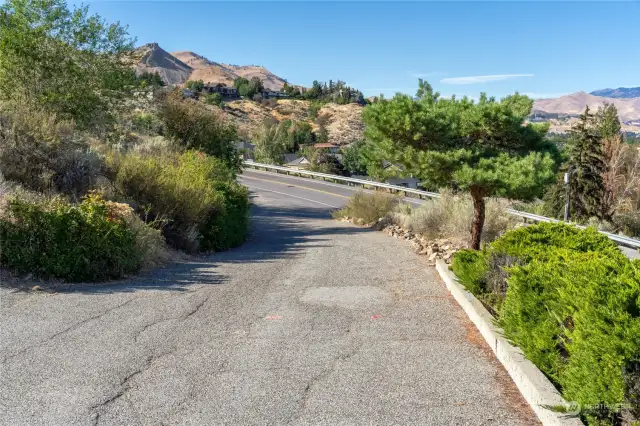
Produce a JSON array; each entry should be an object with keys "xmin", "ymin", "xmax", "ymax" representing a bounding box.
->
[
  {"xmin": 283, "ymin": 153, "xmax": 309, "ymax": 165},
  {"xmin": 313, "ymin": 143, "xmax": 338, "ymax": 149}
]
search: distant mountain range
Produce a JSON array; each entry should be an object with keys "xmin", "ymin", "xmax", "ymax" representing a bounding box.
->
[
  {"xmin": 533, "ymin": 91, "xmax": 640, "ymax": 123},
  {"xmin": 131, "ymin": 43, "xmax": 290, "ymax": 90},
  {"xmin": 590, "ymin": 87, "xmax": 640, "ymax": 99}
]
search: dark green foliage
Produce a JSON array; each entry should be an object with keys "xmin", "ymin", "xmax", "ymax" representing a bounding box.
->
[
  {"xmin": 0, "ymin": 0, "xmax": 136, "ymax": 129},
  {"xmin": 159, "ymin": 91, "xmax": 240, "ymax": 172},
  {"xmin": 567, "ymin": 108, "xmax": 607, "ymax": 220},
  {"xmin": 451, "ymin": 222, "xmax": 640, "ymax": 425},
  {"xmin": 300, "ymin": 80, "xmax": 364, "ymax": 104},
  {"xmin": 138, "ymin": 71, "xmax": 165, "ymax": 88},
  {"xmin": 200, "ymin": 181, "xmax": 250, "ymax": 251},
  {"xmin": 289, "ymin": 121, "xmax": 315, "ymax": 148},
  {"xmin": 316, "ymin": 125, "xmax": 329, "ymax": 144},
  {"xmin": 186, "ymin": 80, "xmax": 205, "ymax": 92},
  {"xmin": 342, "ymin": 140, "xmax": 368, "ymax": 175},
  {"xmin": 109, "ymin": 150, "xmax": 249, "ymax": 253},
  {"xmin": 451, "ymin": 249, "xmax": 488, "ymax": 295},
  {"xmin": 502, "ymin": 252, "xmax": 639, "ymax": 425},
  {"xmin": 204, "ymin": 92, "xmax": 223, "ymax": 107},
  {"xmin": 307, "ymin": 102, "xmax": 322, "ymax": 120},
  {"xmin": 234, "ymin": 76, "xmax": 263, "ymax": 99},
  {"xmin": 362, "ymin": 80, "xmax": 557, "ymax": 249},
  {"xmin": 0, "ymin": 193, "xmax": 141, "ymax": 281}
]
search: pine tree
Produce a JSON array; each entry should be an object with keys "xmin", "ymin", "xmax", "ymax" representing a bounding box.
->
[
  {"xmin": 362, "ymin": 80, "xmax": 557, "ymax": 249},
  {"xmin": 567, "ymin": 107, "xmax": 607, "ymax": 220}
]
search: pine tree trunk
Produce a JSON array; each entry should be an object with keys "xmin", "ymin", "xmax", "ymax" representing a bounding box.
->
[{"xmin": 470, "ymin": 187, "xmax": 486, "ymax": 250}]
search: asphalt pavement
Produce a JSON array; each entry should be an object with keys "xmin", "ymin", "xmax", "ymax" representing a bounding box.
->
[{"xmin": 0, "ymin": 168, "xmax": 538, "ymax": 425}]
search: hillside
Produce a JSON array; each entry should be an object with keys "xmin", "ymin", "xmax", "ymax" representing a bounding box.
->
[
  {"xmin": 132, "ymin": 44, "xmax": 290, "ymax": 90},
  {"xmin": 590, "ymin": 87, "xmax": 640, "ymax": 99},
  {"xmin": 533, "ymin": 92, "xmax": 640, "ymax": 122},
  {"xmin": 223, "ymin": 99, "xmax": 365, "ymax": 145},
  {"xmin": 132, "ymin": 43, "xmax": 192, "ymax": 86}
]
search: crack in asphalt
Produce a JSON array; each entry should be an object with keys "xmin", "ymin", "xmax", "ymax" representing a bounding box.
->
[
  {"xmin": 1, "ymin": 297, "xmax": 139, "ymax": 364},
  {"xmin": 133, "ymin": 292, "xmax": 212, "ymax": 343},
  {"xmin": 286, "ymin": 342, "xmax": 364, "ymax": 424}
]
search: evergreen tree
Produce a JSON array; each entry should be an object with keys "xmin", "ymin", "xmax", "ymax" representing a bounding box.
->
[
  {"xmin": 363, "ymin": 80, "xmax": 557, "ymax": 249},
  {"xmin": 567, "ymin": 107, "xmax": 607, "ymax": 220},
  {"xmin": 316, "ymin": 125, "xmax": 329, "ymax": 144}
]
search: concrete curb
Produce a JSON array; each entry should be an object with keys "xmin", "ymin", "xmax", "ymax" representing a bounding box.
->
[{"xmin": 435, "ymin": 259, "xmax": 583, "ymax": 426}]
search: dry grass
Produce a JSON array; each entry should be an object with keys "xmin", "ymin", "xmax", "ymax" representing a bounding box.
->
[
  {"xmin": 332, "ymin": 191, "xmax": 399, "ymax": 225},
  {"xmin": 390, "ymin": 190, "xmax": 518, "ymax": 245},
  {"xmin": 223, "ymin": 99, "xmax": 364, "ymax": 146}
]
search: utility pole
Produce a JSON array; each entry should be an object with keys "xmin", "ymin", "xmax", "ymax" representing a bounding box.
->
[{"xmin": 563, "ymin": 170, "xmax": 571, "ymax": 221}]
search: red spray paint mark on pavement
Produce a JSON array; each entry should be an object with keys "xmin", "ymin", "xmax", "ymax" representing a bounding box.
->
[
  {"xmin": 371, "ymin": 314, "xmax": 381, "ymax": 320},
  {"xmin": 265, "ymin": 315, "xmax": 282, "ymax": 320}
]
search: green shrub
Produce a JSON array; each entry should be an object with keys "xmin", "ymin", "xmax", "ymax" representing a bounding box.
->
[
  {"xmin": 0, "ymin": 193, "xmax": 141, "ymax": 281},
  {"xmin": 200, "ymin": 181, "xmax": 250, "ymax": 252},
  {"xmin": 159, "ymin": 91, "xmax": 240, "ymax": 172},
  {"xmin": 501, "ymin": 251, "xmax": 640, "ymax": 424},
  {"xmin": 204, "ymin": 93, "xmax": 223, "ymax": 107},
  {"xmin": 488, "ymin": 222, "xmax": 622, "ymax": 263},
  {"xmin": 332, "ymin": 191, "xmax": 398, "ymax": 225},
  {"xmin": 451, "ymin": 222, "xmax": 640, "ymax": 424},
  {"xmin": 109, "ymin": 150, "xmax": 248, "ymax": 252},
  {"xmin": 0, "ymin": 104, "xmax": 103, "ymax": 198},
  {"xmin": 450, "ymin": 249, "xmax": 488, "ymax": 295}
]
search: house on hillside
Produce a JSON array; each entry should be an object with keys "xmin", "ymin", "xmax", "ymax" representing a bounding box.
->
[
  {"xmin": 313, "ymin": 143, "xmax": 340, "ymax": 154},
  {"xmin": 283, "ymin": 153, "xmax": 310, "ymax": 170},
  {"xmin": 204, "ymin": 83, "xmax": 238, "ymax": 97},
  {"xmin": 261, "ymin": 90, "xmax": 288, "ymax": 99}
]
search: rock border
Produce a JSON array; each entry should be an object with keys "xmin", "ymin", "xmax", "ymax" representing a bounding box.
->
[{"xmin": 435, "ymin": 259, "xmax": 583, "ymax": 426}]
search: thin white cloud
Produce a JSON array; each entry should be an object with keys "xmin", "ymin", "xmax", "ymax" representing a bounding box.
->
[
  {"xmin": 410, "ymin": 71, "xmax": 445, "ymax": 78},
  {"xmin": 441, "ymin": 74, "xmax": 535, "ymax": 85}
]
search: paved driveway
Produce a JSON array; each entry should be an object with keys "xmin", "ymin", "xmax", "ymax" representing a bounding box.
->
[{"xmin": 0, "ymin": 174, "xmax": 537, "ymax": 425}]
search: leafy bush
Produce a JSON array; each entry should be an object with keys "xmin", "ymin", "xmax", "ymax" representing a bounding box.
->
[
  {"xmin": 200, "ymin": 181, "xmax": 250, "ymax": 252},
  {"xmin": 333, "ymin": 191, "xmax": 398, "ymax": 225},
  {"xmin": 0, "ymin": 0, "xmax": 136, "ymax": 129},
  {"xmin": 0, "ymin": 104, "xmax": 103, "ymax": 198},
  {"xmin": 102, "ymin": 199, "xmax": 170, "ymax": 269},
  {"xmin": 205, "ymin": 93, "xmax": 224, "ymax": 107},
  {"xmin": 451, "ymin": 222, "xmax": 640, "ymax": 424},
  {"xmin": 502, "ymin": 252, "xmax": 639, "ymax": 425},
  {"xmin": 451, "ymin": 249, "xmax": 488, "ymax": 295},
  {"xmin": 109, "ymin": 150, "xmax": 248, "ymax": 252},
  {"xmin": 0, "ymin": 192, "xmax": 141, "ymax": 281},
  {"xmin": 159, "ymin": 91, "xmax": 240, "ymax": 172}
]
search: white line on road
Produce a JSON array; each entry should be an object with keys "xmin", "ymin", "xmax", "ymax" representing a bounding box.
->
[{"xmin": 246, "ymin": 184, "xmax": 341, "ymax": 208}]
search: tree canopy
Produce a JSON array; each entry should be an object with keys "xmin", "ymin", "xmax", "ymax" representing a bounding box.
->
[
  {"xmin": 0, "ymin": 0, "xmax": 136, "ymax": 128},
  {"xmin": 234, "ymin": 76, "xmax": 264, "ymax": 98},
  {"xmin": 362, "ymin": 80, "xmax": 557, "ymax": 249}
]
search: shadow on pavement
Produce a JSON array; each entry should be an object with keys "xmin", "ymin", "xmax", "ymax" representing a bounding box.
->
[{"xmin": 2, "ymin": 202, "xmax": 371, "ymax": 294}]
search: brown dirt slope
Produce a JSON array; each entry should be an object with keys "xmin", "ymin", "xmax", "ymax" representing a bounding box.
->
[
  {"xmin": 132, "ymin": 43, "xmax": 193, "ymax": 86},
  {"xmin": 171, "ymin": 51, "xmax": 287, "ymax": 91},
  {"xmin": 131, "ymin": 44, "xmax": 293, "ymax": 91},
  {"xmin": 223, "ymin": 99, "xmax": 364, "ymax": 145}
]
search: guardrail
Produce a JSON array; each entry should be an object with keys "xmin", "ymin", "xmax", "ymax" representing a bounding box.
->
[{"xmin": 244, "ymin": 161, "xmax": 640, "ymax": 250}]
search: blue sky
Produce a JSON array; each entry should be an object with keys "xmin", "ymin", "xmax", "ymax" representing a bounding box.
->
[{"xmin": 86, "ymin": 1, "xmax": 640, "ymax": 98}]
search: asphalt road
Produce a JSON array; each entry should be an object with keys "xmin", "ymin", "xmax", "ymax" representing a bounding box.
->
[{"xmin": 0, "ymin": 169, "xmax": 538, "ymax": 425}]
